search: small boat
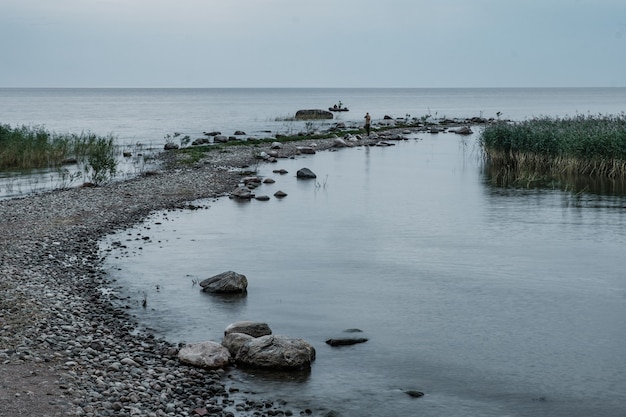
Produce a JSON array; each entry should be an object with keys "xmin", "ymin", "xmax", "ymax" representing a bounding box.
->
[{"xmin": 329, "ymin": 106, "xmax": 349, "ymax": 112}]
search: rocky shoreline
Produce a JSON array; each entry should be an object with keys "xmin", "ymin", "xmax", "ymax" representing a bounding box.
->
[
  {"xmin": 0, "ymin": 130, "xmax": 404, "ymax": 417},
  {"xmin": 0, "ymin": 121, "xmax": 479, "ymax": 416}
]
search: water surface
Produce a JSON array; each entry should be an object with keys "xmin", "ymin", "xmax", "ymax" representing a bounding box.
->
[{"xmin": 102, "ymin": 132, "xmax": 626, "ymax": 417}]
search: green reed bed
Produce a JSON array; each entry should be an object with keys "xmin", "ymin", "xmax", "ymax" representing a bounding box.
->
[
  {"xmin": 0, "ymin": 123, "xmax": 117, "ymax": 184},
  {"xmin": 479, "ymin": 114, "xmax": 626, "ymax": 179}
]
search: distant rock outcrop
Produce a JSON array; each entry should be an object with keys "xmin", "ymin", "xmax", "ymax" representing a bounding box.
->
[{"xmin": 295, "ymin": 109, "xmax": 333, "ymax": 120}]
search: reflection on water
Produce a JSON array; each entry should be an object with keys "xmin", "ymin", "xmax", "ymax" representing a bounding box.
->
[
  {"xmin": 101, "ymin": 134, "xmax": 626, "ymax": 417},
  {"xmin": 0, "ymin": 143, "xmax": 161, "ymax": 200},
  {"xmin": 483, "ymin": 163, "xmax": 626, "ymax": 196}
]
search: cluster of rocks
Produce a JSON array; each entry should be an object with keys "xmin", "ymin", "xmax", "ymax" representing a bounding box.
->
[
  {"xmin": 163, "ymin": 112, "xmax": 486, "ymax": 151},
  {"xmin": 229, "ymin": 165, "xmax": 321, "ymax": 201},
  {"xmin": 178, "ymin": 321, "xmax": 316, "ymax": 372}
]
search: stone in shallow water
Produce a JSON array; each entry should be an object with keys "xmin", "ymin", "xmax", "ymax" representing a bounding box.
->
[
  {"xmin": 224, "ymin": 321, "xmax": 272, "ymax": 337},
  {"xmin": 200, "ymin": 271, "xmax": 247, "ymax": 294},
  {"xmin": 178, "ymin": 341, "xmax": 231, "ymax": 369},
  {"xmin": 235, "ymin": 335, "xmax": 316, "ymax": 371},
  {"xmin": 296, "ymin": 167, "xmax": 317, "ymax": 178}
]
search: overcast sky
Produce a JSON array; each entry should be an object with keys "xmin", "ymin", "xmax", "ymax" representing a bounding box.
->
[{"xmin": 1, "ymin": 0, "xmax": 625, "ymax": 88}]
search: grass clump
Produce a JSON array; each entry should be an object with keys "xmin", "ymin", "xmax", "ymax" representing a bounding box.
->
[
  {"xmin": 479, "ymin": 114, "xmax": 626, "ymax": 179},
  {"xmin": 0, "ymin": 124, "xmax": 118, "ymax": 184}
]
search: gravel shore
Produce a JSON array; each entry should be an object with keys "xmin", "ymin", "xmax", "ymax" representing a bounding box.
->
[{"xmin": 0, "ymin": 134, "xmax": 389, "ymax": 417}]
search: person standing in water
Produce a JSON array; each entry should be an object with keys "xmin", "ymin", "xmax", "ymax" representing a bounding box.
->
[{"xmin": 364, "ymin": 112, "xmax": 371, "ymax": 136}]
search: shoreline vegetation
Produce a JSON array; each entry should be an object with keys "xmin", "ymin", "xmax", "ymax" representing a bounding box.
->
[
  {"xmin": 0, "ymin": 123, "xmax": 117, "ymax": 185},
  {"xmin": 480, "ymin": 114, "xmax": 626, "ymax": 186}
]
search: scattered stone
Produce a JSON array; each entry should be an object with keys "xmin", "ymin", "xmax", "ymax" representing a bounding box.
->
[
  {"xmin": 296, "ymin": 168, "xmax": 317, "ymax": 179},
  {"xmin": 199, "ymin": 271, "xmax": 248, "ymax": 294},
  {"xmin": 192, "ymin": 137, "xmax": 211, "ymax": 146},
  {"xmin": 214, "ymin": 135, "xmax": 228, "ymax": 143},
  {"xmin": 296, "ymin": 146, "xmax": 316, "ymax": 155},
  {"xmin": 333, "ymin": 138, "xmax": 348, "ymax": 148},
  {"xmin": 177, "ymin": 341, "xmax": 232, "ymax": 369},
  {"xmin": 274, "ymin": 190, "xmax": 287, "ymax": 198},
  {"xmin": 325, "ymin": 328, "xmax": 369, "ymax": 346},
  {"xmin": 235, "ymin": 335, "xmax": 316, "ymax": 370},
  {"xmin": 242, "ymin": 176, "xmax": 262, "ymax": 185},
  {"xmin": 452, "ymin": 126, "xmax": 473, "ymax": 135},
  {"xmin": 325, "ymin": 337, "xmax": 368, "ymax": 346},
  {"xmin": 405, "ymin": 390, "xmax": 425, "ymax": 398},
  {"xmin": 225, "ymin": 321, "xmax": 272, "ymax": 338},
  {"xmin": 230, "ymin": 186, "xmax": 254, "ymax": 199}
]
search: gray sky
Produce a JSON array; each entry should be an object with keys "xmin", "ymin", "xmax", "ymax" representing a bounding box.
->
[{"xmin": 1, "ymin": 0, "xmax": 625, "ymax": 88}]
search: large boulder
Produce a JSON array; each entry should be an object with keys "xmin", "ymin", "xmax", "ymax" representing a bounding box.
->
[
  {"xmin": 214, "ymin": 135, "xmax": 229, "ymax": 143},
  {"xmin": 200, "ymin": 271, "xmax": 248, "ymax": 294},
  {"xmin": 225, "ymin": 321, "xmax": 272, "ymax": 338},
  {"xmin": 295, "ymin": 109, "xmax": 333, "ymax": 120},
  {"xmin": 235, "ymin": 335, "xmax": 316, "ymax": 370},
  {"xmin": 222, "ymin": 332, "xmax": 254, "ymax": 357},
  {"xmin": 178, "ymin": 341, "xmax": 231, "ymax": 369}
]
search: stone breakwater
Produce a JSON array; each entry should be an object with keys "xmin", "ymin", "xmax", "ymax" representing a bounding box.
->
[{"xmin": 0, "ymin": 135, "xmax": 386, "ymax": 417}]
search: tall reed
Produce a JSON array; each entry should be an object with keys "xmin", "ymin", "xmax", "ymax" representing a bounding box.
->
[
  {"xmin": 0, "ymin": 123, "xmax": 118, "ymax": 183},
  {"xmin": 479, "ymin": 114, "xmax": 626, "ymax": 178}
]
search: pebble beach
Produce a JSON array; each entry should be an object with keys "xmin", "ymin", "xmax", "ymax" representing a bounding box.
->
[{"xmin": 0, "ymin": 134, "xmax": 389, "ymax": 417}]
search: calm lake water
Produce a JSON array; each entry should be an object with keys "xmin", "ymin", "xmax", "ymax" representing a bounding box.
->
[
  {"xmin": 101, "ymin": 130, "xmax": 626, "ymax": 417},
  {"xmin": 3, "ymin": 87, "xmax": 625, "ymax": 415}
]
